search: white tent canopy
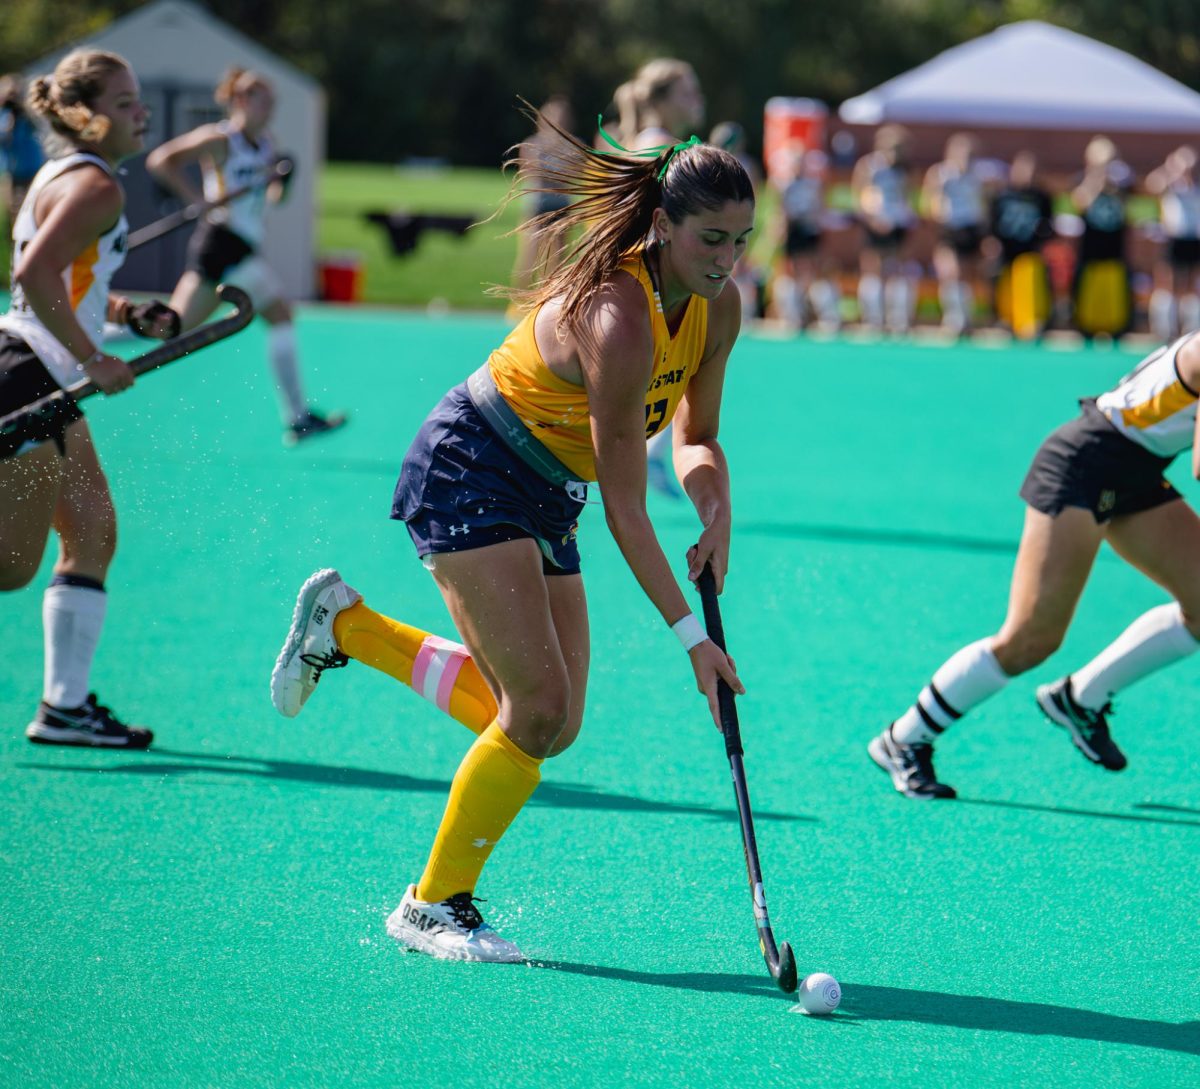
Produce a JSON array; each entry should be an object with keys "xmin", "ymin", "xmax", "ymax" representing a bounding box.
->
[{"xmin": 839, "ymin": 21, "xmax": 1200, "ymax": 133}]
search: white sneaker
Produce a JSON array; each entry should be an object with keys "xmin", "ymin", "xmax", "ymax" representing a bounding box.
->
[
  {"xmin": 270, "ymin": 568, "xmax": 361, "ymax": 717},
  {"xmin": 386, "ymin": 885, "xmax": 524, "ymax": 963}
]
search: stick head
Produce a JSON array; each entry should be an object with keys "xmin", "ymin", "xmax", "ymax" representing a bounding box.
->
[{"xmin": 775, "ymin": 941, "xmax": 798, "ymax": 993}]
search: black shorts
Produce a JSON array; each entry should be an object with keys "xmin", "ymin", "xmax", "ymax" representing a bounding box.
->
[
  {"xmin": 186, "ymin": 222, "xmax": 255, "ymax": 283},
  {"xmin": 392, "ymin": 383, "xmax": 586, "ymax": 575},
  {"xmin": 1018, "ymin": 400, "xmax": 1181, "ymax": 523},
  {"xmin": 864, "ymin": 223, "xmax": 908, "ymax": 250},
  {"xmin": 1168, "ymin": 237, "xmax": 1200, "ymax": 269},
  {"xmin": 785, "ymin": 224, "xmax": 821, "ymax": 256},
  {"xmin": 0, "ymin": 334, "xmax": 81, "ymax": 460},
  {"xmin": 942, "ymin": 225, "xmax": 983, "ymax": 256}
]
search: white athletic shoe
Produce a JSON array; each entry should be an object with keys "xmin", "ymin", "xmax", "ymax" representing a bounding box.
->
[
  {"xmin": 386, "ymin": 885, "xmax": 524, "ymax": 963},
  {"xmin": 270, "ymin": 568, "xmax": 361, "ymax": 717}
]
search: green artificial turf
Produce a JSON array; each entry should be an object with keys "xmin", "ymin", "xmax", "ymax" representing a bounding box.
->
[{"xmin": 1, "ymin": 316, "xmax": 1196, "ymax": 1088}]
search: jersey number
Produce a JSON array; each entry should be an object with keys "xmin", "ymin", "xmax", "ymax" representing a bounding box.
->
[{"xmin": 644, "ymin": 398, "xmax": 668, "ymax": 437}]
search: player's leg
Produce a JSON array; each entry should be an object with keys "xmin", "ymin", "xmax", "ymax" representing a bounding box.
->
[
  {"xmin": 168, "ymin": 271, "xmax": 221, "ymax": 334},
  {"xmin": 25, "ymin": 420, "xmax": 150, "ymax": 747},
  {"xmin": 870, "ymin": 506, "xmax": 1102, "ymax": 798},
  {"xmin": 270, "ymin": 566, "xmax": 501, "ymax": 732},
  {"xmin": 934, "ymin": 242, "xmax": 965, "ymax": 334},
  {"xmin": 242, "ymin": 262, "xmax": 344, "ymax": 443},
  {"xmin": 390, "ymin": 539, "xmax": 585, "ymax": 961},
  {"xmin": 857, "ymin": 245, "xmax": 884, "ymax": 330},
  {"xmin": 0, "ymin": 441, "xmax": 62, "ymax": 591},
  {"xmin": 1039, "ymin": 499, "xmax": 1200, "ymax": 767}
]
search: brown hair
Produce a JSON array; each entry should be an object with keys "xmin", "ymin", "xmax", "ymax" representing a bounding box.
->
[
  {"xmin": 501, "ymin": 104, "xmax": 754, "ymax": 334},
  {"xmin": 613, "ymin": 58, "xmax": 697, "ymax": 144},
  {"xmin": 26, "ymin": 50, "xmax": 129, "ymax": 153},
  {"xmin": 215, "ymin": 67, "xmax": 270, "ymax": 109}
]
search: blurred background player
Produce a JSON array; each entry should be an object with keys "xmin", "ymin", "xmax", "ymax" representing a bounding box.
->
[
  {"xmin": 0, "ymin": 74, "xmax": 46, "ymax": 236},
  {"xmin": 988, "ymin": 150, "xmax": 1054, "ymax": 340},
  {"xmin": 0, "ymin": 50, "xmax": 179, "ymax": 748},
  {"xmin": 507, "ymin": 95, "xmax": 575, "ymax": 307},
  {"xmin": 771, "ymin": 144, "xmax": 839, "ymax": 332},
  {"xmin": 146, "ymin": 67, "xmax": 344, "ymax": 445},
  {"xmin": 923, "ymin": 133, "xmax": 988, "ymax": 336},
  {"xmin": 852, "ymin": 124, "xmax": 916, "ymax": 334},
  {"xmin": 709, "ymin": 121, "xmax": 764, "ymax": 324},
  {"xmin": 1071, "ymin": 135, "xmax": 1133, "ymax": 339},
  {"xmin": 1145, "ymin": 145, "xmax": 1200, "ymax": 341},
  {"xmin": 869, "ymin": 331, "xmax": 1200, "ymax": 799},
  {"xmin": 612, "ymin": 58, "xmax": 706, "ymax": 498}
]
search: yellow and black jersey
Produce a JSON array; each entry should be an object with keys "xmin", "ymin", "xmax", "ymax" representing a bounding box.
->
[{"xmin": 487, "ymin": 252, "xmax": 708, "ymax": 482}]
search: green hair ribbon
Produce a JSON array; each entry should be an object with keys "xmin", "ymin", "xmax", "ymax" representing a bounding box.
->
[{"xmin": 595, "ymin": 116, "xmax": 703, "ymax": 180}]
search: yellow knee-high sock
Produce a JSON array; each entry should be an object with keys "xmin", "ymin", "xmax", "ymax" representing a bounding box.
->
[
  {"xmin": 332, "ymin": 601, "xmax": 497, "ymax": 734},
  {"xmin": 416, "ymin": 721, "xmax": 542, "ymax": 903}
]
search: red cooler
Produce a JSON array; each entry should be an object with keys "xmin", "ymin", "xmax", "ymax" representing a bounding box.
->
[{"xmin": 763, "ymin": 97, "xmax": 828, "ymax": 183}]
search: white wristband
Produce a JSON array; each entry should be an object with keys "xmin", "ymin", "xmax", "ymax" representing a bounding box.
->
[{"xmin": 671, "ymin": 613, "xmax": 709, "ymax": 652}]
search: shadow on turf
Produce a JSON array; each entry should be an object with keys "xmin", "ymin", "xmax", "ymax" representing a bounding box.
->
[
  {"xmin": 957, "ymin": 796, "xmax": 1200, "ymax": 829},
  {"xmin": 20, "ymin": 748, "xmax": 814, "ymax": 824},
  {"xmin": 527, "ymin": 960, "xmax": 783, "ymax": 999},
  {"xmin": 837, "ymin": 983, "xmax": 1200, "ymax": 1055}
]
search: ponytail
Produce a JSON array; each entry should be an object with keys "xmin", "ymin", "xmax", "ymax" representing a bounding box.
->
[
  {"xmin": 497, "ymin": 102, "xmax": 753, "ymax": 336},
  {"xmin": 25, "ymin": 50, "xmax": 127, "ymax": 154}
]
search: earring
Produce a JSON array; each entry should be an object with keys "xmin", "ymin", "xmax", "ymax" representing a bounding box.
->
[{"xmin": 658, "ymin": 238, "xmax": 666, "ymax": 249}]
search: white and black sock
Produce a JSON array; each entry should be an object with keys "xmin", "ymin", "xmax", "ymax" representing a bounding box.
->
[
  {"xmin": 1070, "ymin": 603, "xmax": 1199, "ymax": 710},
  {"xmin": 268, "ymin": 323, "xmax": 308, "ymax": 425},
  {"xmin": 892, "ymin": 638, "xmax": 1010, "ymax": 745},
  {"xmin": 43, "ymin": 574, "xmax": 107, "ymax": 710}
]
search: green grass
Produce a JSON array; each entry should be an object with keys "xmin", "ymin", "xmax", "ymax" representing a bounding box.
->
[
  {"xmin": 316, "ymin": 162, "xmax": 780, "ymax": 310},
  {"xmin": 317, "ymin": 162, "xmax": 523, "ymax": 309}
]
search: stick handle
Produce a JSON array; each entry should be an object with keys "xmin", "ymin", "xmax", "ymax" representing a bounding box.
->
[
  {"xmin": 128, "ymin": 159, "xmax": 293, "ymax": 250},
  {"xmin": 0, "ymin": 285, "xmax": 253, "ymax": 435},
  {"xmin": 696, "ymin": 563, "xmax": 743, "ymax": 758}
]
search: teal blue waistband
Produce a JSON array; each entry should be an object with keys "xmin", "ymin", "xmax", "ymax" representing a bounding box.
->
[{"xmin": 465, "ymin": 365, "xmax": 583, "ymax": 491}]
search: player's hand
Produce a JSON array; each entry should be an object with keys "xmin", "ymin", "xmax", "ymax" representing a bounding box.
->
[
  {"xmin": 686, "ymin": 524, "xmax": 730, "ymax": 592},
  {"xmin": 83, "ymin": 352, "xmax": 135, "ymax": 394},
  {"xmin": 127, "ymin": 300, "xmax": 181, "ymax": 340},
  {"xmin": 689, "ymin": 638, "xmax": 745, "ymax": 730}
]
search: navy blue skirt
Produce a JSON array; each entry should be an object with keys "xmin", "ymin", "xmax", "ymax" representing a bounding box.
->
[{"xmin": 392, "ymin": 383, "xmax": 587, "ymax": 575}]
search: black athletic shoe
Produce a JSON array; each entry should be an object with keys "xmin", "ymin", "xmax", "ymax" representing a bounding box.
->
[
  {"xmin": 868, "ymin": 725, "xmax": 957, "ymax": 799},
  {"xmin": 1035, "ymin": 678, "xmax": 1126, "ymax": 770},
  {"xmin": 284, "ymin": 409, "xmax": 347, "ymax": 446},
  {"xmin": 25, "ymin": 693, "xmax": 153, "ymax": 749}
]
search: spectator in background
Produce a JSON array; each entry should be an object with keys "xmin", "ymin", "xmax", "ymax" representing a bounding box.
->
[
  {"xmin": 508, "ymin": 96, "xmax": 575, "ymax": 308},
  {"xmin": 1145, "ymin": 145, "xmax": 1200, "ymax": 341},
  {"xmin": 710, "ymin": 121, "xmax": 764, "ymax": 322},
  {"xmin": 988, "ymin": 150, "xmax": 1055, "ymax": 340},
  {"xmin": 852, "ymin": 124, "xmax": 916, "ymax": 334},
  {"xmin": 0, "ymin": 74, "xmax": 46, "ymax": 235},
  {"xmin": 1072, "ymin": 136, "xmax": 1133, "ymax": 339},
  {"xmin": 923, "ymin": 133, "xmax": 988, "ymax": 336},
  {"xmin": 771, "ymin": 144, "xmax": 839, "ymax": 332}
]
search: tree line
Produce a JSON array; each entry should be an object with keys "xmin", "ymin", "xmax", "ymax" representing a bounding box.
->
[{"xmin": 4, "ymin": 0, "xmax": 1199, "ymax": 165}]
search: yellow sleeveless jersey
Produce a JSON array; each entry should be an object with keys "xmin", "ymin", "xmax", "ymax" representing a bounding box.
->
[{"xmin": 487, "ymin": 252, "xmax": 708, "ymax": 481}]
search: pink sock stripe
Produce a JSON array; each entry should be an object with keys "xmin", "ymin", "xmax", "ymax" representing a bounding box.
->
[
  {"xmin": 412, "ymin": 636, "xmax": 469, "ymax": 710},
  {"xmin": 411, "ymin": 643, "xmax": 436, "ymax": 696},
  {"xmin": 434, "ymin": 651, "xmax": 468, "ymax": 714}
]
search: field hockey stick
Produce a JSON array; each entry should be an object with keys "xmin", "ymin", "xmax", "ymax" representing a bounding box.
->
[
  {"xmin": 0, "ymin": 284, "xmax": 253, "ymax": 440},
  {"xmin": 696, "ymin": 562, "xmax": 799, "ymax": 994},
  {"xmin": 128, "ymin": 158, "xmax": 294, "ymax": 250}
]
